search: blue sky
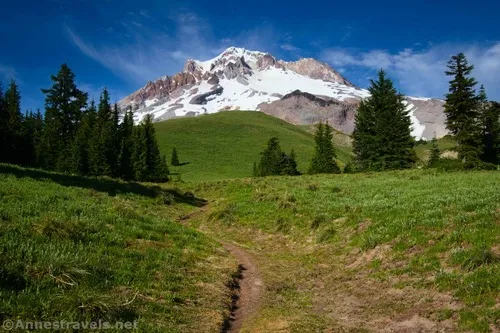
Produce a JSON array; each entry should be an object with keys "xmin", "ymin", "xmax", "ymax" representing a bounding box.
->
[{"xmin": 1, "ymin": 0, "xmax": 499, "ymax": 111}]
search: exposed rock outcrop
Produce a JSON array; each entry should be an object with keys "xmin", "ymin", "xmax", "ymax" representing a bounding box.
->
[{"xmin": 189, "ymin": 86, "xmax": 224, "ymax": 105}]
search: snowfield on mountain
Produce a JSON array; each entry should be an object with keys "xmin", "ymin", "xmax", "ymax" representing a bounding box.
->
[{"xmin": 119, "ymin": 47, "xmax": 448, "ymax": 140}]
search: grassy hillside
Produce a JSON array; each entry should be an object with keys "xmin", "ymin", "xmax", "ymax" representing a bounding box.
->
[
  {"xmin": 187, "ymin": 170, "xmax": 500, "ymax": 332},
  {"xmin": 154, "ymin": 111, "xmax": 352, "ymax": 182},
  {"xmin": 0, "ymin": 164, "xmax": 235, "ymax": 333}
]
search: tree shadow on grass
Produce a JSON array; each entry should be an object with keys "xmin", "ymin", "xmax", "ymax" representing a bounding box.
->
[{"xmin": 0, "ymin": 164, "xmax": 207, "ymax": 207}]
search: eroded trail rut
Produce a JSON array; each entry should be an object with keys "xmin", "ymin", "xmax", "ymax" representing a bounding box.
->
[
  {"xmin": 220, "ymin": 241, "xmax": 263, "ymax": 333},
  {"xmin": 178, "ymin": 208, "xmax": 263, "ymax": 333}
]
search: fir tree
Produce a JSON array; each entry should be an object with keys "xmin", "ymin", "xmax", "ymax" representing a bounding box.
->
[
  {"xmin": 309, "ymin": 121, "xmax": 341, "ymax": 174},
  {"xmin": 70, "ymin": 101, "xmax": 96, "ymax": 175},
  {"xmin": 88, "ymin": 89, "xmax": 113, "ymax": 176},
  {"xmin": 118, "ymin": 107, "xmax": 135, "ymax": 180},
  {"xmin": 32, "ymin": 109, "xmax": 44, "ymax": 166},
  {"xmin": 0, "ymin": 83, "xmax": 7, "ymax": 162},
  {"xmin": 256, "ymin": 137, "xmax": 284, "ymax": 176},
  {"xmin": 480, "ymin": 101, "xmax": 500, "ymax": 165},
  {"xmin": 171, "ymin": 147, "xmax": 180, "ymax": 166},
  {"xmin": 444, "ymin": 53, "xmax": 481, "ymax": 166},
  {"xmin": 282, "ymin": 149, "xmax": 301, "ymax": 176},
  {"xmin": 352, "ymin": 70, "xmax": 416, "ymax": 171},
  {"xmin": 21, "ymin": 110, "xmax": 36, "ymax": 166},
  {"xmin": 427, "ymin": 136, "xmax": 440, "ymax": 168},
  {"xmin": 40, "ymin": 64, "xmax": 88, "ymax": 170},
  {"xmin": 132, "ymin": 114, "xmax": 169, "ymax": 182},
  {"xmin": 3, "ymin": 80, "xmax": 23, "ymax": 164}
]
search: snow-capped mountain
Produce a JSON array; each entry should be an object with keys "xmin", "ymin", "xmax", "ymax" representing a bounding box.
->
[{"xmin": 119, "ymin": 46, "xmax": 447, "ymax": 140}]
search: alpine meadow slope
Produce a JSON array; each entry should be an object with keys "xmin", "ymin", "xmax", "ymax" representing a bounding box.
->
[{"xmin": 154, "ymin": 111, "xmax": 353, "ymax": 182}]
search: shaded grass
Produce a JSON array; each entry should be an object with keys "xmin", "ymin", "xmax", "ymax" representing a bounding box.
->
[{"xmin": 0, "ymin": 165, "xmax": 234, "ymax": 332}]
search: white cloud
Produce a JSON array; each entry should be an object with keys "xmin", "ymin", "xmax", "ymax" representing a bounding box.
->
[
  {"xmin": 0, "ymin": 64, "xmax": 19, "ymax": 82},
  {"xmin": 322, "ymin": 42, "xmax": 500, "ymax": 100},
  {"xmin": 280, "ymin": 43, "xmax": 301, "ymax": 52}
]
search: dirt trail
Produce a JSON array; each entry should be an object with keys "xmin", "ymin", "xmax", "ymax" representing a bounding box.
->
[
  {"xmin": 177, "ymin": 207, "xmax": 263, "ymax": 333},
  {"xmin": 220, "ymin": 241, "xmax": 263, "ymax": 333}
]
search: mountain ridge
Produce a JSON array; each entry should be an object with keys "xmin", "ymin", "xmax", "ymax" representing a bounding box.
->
[{"xmin": 119, "ymin": 46, "xmax": 447, "ymax": 140}]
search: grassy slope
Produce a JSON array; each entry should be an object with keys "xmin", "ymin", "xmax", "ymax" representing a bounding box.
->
[
  {"xmin": 187, "ymin": 170, "xmax": 500, "ymax": 332},
  {"xmin": 155, "ymin": 111, "xmax": 351, "ymax": 182},
  {"xmin": 0, "ymin": 164, "xmax": 235, "ymax": 333}
]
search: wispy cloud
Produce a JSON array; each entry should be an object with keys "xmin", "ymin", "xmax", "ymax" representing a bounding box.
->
[
  {"xmin": 0, "ymin": 64, "xmax": 19, "ymax": 82},
  {"xmin": 65, "ymin": 12, "xmax": 225, "ymax": 85},
  {"xmin": 322, "ymin": 42, "xmax": 500, "ymax": 99},
  {"xmin": 280, "ymin": 43, "xmax": 301, "ymax": 52},
  {"xmin": 65, "ymin": 13, "xmax": 290, "ymax": 87}
]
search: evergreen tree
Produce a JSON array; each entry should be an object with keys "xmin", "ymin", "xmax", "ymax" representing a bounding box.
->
[
  {"xmin": 70, "ymin": 101, "xmax": 96, "ymax": 175},
  {"xmin": 309, "ymin": 121, "xmax": 341, "ymax": 174},
  {"xmin": 21, "ymin": 110, "xmax": 36, "ymax": 166},
  {"xmin": 480, "ymin": 101, "xmax": 500, "ymax": 165},
  {"xmin": 118, "ymin": 107, "xmax": 135, "ymax": 180},
  {"xmin": 427, "ymin": 136, "xmax": 441, "ymax": 168},
  {"xmin": 352, "ymin": 70, "xmax": 416, "ymax": 171},
  {"xmin": 256, "ymin": 137, "xmax": 284, "ymax": 176},
  {"xmin": 32, "ymin": 109, "xmax": 44, "ymax": 166},
  {"xmin": 40, "ymin": 64, "xmax": 88, "ymax": 170},
  {"xmin": 444, "ymin": 53, "xmax": 481, "ymax": 166},
  {"xmin": 0, "ymin": 83, "xmax": 7, "ymax": 162},
  {"xmin": 3, "ymin": 80, "xmax": 23, "ymax": 164},
  {"xmin": 171, "ymin": 147, "xmax": 180, "ymax": 166},
  {"xmin": 352, "ymin": 100, "xmax": 377, "ymax": 170},
  {"xmin": 131, "ymin": 114, "xmax": 169, "ymax": 182},
  {"xmin": 88, "ymin": 89, "xmax": 113, "ymax": 176},
  {"xmin": 280, "ymin": 149, "xmax": 301, "ymax": 176}
]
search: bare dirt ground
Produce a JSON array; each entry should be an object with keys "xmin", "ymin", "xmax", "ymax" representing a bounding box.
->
[
  {"xmin": 221, "ymin": 241, "xmax": 263, "ymax": 333},
  {"xmin": 178, "ymin": 207, "xmax": 263, "ymax": 333}
]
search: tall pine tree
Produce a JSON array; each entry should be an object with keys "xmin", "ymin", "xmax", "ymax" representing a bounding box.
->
[
  {"xmin": 3, "ymin": 80, "xmax": 23, "ymax": 164},
  {"xmin": 117, "ymin": 107, "xmax": 135, "ymax": 180},
  {"xmin": 444, "ymin": 53, "xmax": 481, "ymax": 167},
  {"xmin": 352, "ymin": 70, "xmax": 416, "ymax": 171},
  {"xmin": 70, "ymin": 101, "xmax": 96, "ymax": 175},
  {"xmin": 88, "ymin": 89, "xmax": 114, "ymax": 176},
  {"xmin": 480, "ymin": 101, "xmax": 500, "ymax": 165},
  {"xmin": 476, "ymin": 86, "xmax": 500, "ymax": 165},
  {"xmin": 40, "ymin": 64, "xmax": 87, "ymax": 170},
  {"xmin": 131, "ymin": 114, "xmax": 169, "ymax": 182}
]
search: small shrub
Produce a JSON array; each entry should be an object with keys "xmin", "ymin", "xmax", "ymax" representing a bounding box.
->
[{"xmin": 433, "ymin": 158, "xmax": 464, "ymax": 171}]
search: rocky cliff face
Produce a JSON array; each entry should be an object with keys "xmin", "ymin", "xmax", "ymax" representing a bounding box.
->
[{"xmin": 119, "ymin": 46, "xmax": 447, "ymax": 139}]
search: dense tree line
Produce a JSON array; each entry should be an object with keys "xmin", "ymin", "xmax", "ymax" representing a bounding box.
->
[{"xmin": 0, "ymin": 64, "xmax": 169, "ymax": 182}]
